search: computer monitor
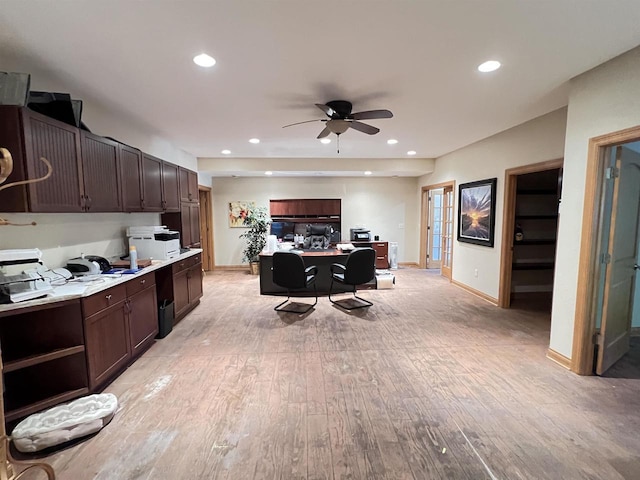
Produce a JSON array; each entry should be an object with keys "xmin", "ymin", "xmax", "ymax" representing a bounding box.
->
[{"xmin": 270, "ymin": 221, "xmax": 295, "ymax": 240}]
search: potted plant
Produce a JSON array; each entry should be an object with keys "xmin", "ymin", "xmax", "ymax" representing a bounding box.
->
[{"xmin": 239, "ymin": 206, "xmax": 271, "ymax": 274}]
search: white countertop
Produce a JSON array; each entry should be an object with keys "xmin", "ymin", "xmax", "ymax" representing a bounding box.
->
[{"xmin": 0, "ymin": 249, "xmax": 203, "ymax": 315}]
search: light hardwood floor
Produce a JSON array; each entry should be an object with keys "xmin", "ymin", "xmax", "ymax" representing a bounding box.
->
[{"xmin": 15, "ymin": 269, "xmax": 640, "ymax": 479}]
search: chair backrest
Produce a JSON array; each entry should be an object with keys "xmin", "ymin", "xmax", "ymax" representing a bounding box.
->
[
  {"xmin": 303, "ymin": 224, "xmax": 331, "ymax": 249},
  {"xmin": 344, "ymin": 247, "xmax": 376, "ymax": 285},
  {"xmin": 273, "ymin": 251, "xmax": 307, "ymax": 289}
]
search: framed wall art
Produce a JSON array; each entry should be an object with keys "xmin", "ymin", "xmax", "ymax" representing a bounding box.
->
[
  {"xmin": 229, "ymin": 201, "xmax": 255, "ymax": 227},
  {"xmin": 457, "ymin": 178, "xmax": 497, "ymax": 247}
]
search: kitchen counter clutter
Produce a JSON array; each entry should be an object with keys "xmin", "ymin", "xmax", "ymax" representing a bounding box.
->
[
  {"xmin": 0, "ymin": 249, "xmax": 202, "ymax": 314},
  {"xmin": 0, "ymin": 249, "xmax": 203, "ymax": 429}
]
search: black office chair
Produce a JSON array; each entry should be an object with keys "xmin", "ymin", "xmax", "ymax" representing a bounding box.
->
[
  {"xmin": 303, "ymin": 224, "xmax": 331, "ymax": 250},
  {"xmin": 272, "ymin": 251, "xmax": 318, "ymax": 313},
  {"xmin": 329, "ymin": 247, "xmax": 376, "ymax": 310}
]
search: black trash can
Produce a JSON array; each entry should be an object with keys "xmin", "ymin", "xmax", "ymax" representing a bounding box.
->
[{"xmin": 157, "ymin": 300, "xmax": 174, "ymax": 339}]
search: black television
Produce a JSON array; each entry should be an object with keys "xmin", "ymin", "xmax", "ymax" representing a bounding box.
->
[{"xmin": 270, "ymin": 221, "xmax": 295, "ymax": 240}]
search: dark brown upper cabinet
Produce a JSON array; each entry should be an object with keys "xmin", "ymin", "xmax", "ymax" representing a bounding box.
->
[
  {"xmin": 80, "ymin": 132, "xmax": 122, "ymax": 212},
  {"xmin": 141, "ymin": 153, "xmax": 164, "ymax": 212},
  {"xmin": 161, "ymin": 161, "xmax": 180, "ymax": 212},
  {"xmin": 0, "ymin": 106, "xmax": 84, "ymax": 212},
  {"xmin": 120, "ymin": 145, "xmax": 144, "ymax": 212},
  {"xmin": 179, "ymin": 167, "xmax": 199, "ymax": 203}
]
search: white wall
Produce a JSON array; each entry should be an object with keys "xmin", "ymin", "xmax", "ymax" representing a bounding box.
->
[
  {"xmin": 210, "ymin": 176, "xmax": 419, "ymax": 266},
  {"xmin": 0, "ymin": 59, "xmax": 198, "ymax": 268},
  {"xmin": 550, "ymin": 46, "xmax": 640, "ymax": 357},
  {"xmin": 418, "ymin": 108, "xmax": 568, "ymax": 300}
]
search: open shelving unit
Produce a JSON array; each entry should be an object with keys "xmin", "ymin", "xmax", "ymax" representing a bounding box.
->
[
  {"xmin": 0, "ymin": 299, "xmax": 89, "ymax": 426},
  {"xmin": 510, "ymin": 169, "xmax": 562, "ymax": 303}
]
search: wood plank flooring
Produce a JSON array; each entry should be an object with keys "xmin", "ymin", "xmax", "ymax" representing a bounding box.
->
[{"xmin": 13, "ymin": 269, "xmax": 640, "ymax": 479}]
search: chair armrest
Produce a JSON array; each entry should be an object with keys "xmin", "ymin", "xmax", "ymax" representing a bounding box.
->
[
  {"xmin": 305, "ymin": 265, "xmax": 318, "ymax": 276},
  {"xmin": 330, "ymin": 263, "xmax": 346, "ymax": 274}
]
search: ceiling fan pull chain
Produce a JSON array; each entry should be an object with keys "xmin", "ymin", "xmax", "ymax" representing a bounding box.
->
[{"xmin": 337, "ymin": 134, "xmax": 340, "ymax": 154}]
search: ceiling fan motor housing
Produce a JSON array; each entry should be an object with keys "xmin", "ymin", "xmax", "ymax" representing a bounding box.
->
[{"xmin": 325, "ymin": 100, "xmax": 353, "ymax": 118}]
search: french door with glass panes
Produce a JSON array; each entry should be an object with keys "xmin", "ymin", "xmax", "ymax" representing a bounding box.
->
[
  {"xmin": 427, "ymin": 189, "xmax": 444, "ymax": 268},
  {"xmin": 441, "ymin": 186, "xmax": 454, "ymax": 279}
]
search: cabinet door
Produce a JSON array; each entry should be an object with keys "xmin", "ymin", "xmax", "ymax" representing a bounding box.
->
[
  {"xmin": 161, "ymin": 161, "xmax": 180, "ymax": 212},
  {"xmin": 173, "ymin": 269, "xmax": 190, "ymax": 320},
  {"xmin": 188, "ymin": 170, "xmax": 199, "ymax": 201},
  {"xmin": 141, "ymin": 153, "xmax": 163, "ymax": 211},
  {"xmin": 188, "ymin": 263, "xmax": 203, "ymax": 303},
  {"xmin": 127, "ymin": 285, "xmax": 158, "ymax": 358},
  {"xmin": 179, "ymin": 167, "xmax": 199, "ymax": 203},
  {"xmin": 81, "ymin": 132, "xmax": 122, "ymax": 212},
  {"xmin": 120, "ymin": 145, "xmax": 144, "ymax": 212},
  {"xmin": 84, "ymin": 301, "xmax": 131, "ymax": 390},
  {"xmin": 23, "ymin": 110, "xmax": 84, "ymax": 212},
  {"xmin": 178, "ymin": 203, "xmax": 192, "ymax": 248},
  {"xmin": 190, "ymin": 203, "xmax": 201, "ymax": 248}
]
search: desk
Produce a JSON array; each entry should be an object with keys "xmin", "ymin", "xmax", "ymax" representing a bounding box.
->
[{"xmin": 259, "ymin": 249, "xmax": 355, "ymax": 295}]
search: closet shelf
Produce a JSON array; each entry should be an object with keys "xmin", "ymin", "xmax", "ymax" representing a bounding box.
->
[
  {"xmin": 4, "ymin": 346, "xmax": 85, "ymax": 373},
  {"xmin": 512, "ymin": 262, "xmax": 555, "ymax": 270},
  {"xmin": 514, "ymin": 239, "xmax": 556, "ymax": 245},
  {"xmin": 515, "ymin": 214, "xmax": 558, "ymax": 219}
]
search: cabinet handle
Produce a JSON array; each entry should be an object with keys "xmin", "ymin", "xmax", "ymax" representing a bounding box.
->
[
  {"xmin": 86, "ymin": 195, "xmax": 92, "ymax": 210},
  {"xmin": 105, "ymin": 294, "xmax": 112, "ymax": 302},
  {"xmin": 141, "ymin": 199, "xmax": 145, "ymax": 209},
  {"xmin": 140, "ymin": 279, "xmax": 146, "ymax": 285}
]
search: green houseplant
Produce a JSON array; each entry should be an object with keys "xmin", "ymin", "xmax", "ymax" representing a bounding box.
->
[{"xmin": 239, "ymin": 206, "xmax": 271, "ymax": 274}]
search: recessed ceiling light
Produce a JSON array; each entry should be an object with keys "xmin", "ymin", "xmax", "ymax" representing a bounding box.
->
[
  {"xmin": 407, "ymin": 150, "xmax": 417, "ymax": 156},
  {"xmin": 265, "ymin": 171, "xmax": 273, "ymax": 176},
  {"xmin": 478, "ymin": 60, "xmax": 501, "ymax": 73},
  {"xmin": 387, "ymin": 139, "xmax": 398, "ymax": 145},
  {"xmin": 193, "ymin": 53, "xmax": 216, "ymax": 67},
  {"xmin": 221, "ymin": 149, "xmax": 231, "ymax": 155},
  {"xmin": 249, "ymin": 138, "xmax": 260, "ymax": 144},
  {"xmin": 320, "ymin": 138, "xmax": 331, "ymax": 144},
  {"xmin": 364, "ymin": 171, "xmax": 372, "ymax": 176}
]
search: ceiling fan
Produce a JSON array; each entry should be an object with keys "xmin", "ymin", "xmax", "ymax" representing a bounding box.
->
[{"xmin": 283, "ymin": 100, "xmax": 393, "ymax": 140}]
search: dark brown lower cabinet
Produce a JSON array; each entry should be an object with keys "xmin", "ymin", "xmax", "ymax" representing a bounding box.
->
[
  {"xmin": 84, "ymin": 299, "xmax": 130, "ymax": 391},
  {"xmin": 168, "ymin": 254, "xmax": 203, "ymax": 323},
  {"xmin": 83, "ymin": 272, "xmax": 158, "ymax": 390}
]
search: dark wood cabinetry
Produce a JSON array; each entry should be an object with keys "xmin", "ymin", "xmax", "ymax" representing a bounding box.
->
[
  {"xmin": 0, "ymin": 300, "xmax": 89, "ymax": 423},
  {"xmin": 141, "ymin": 153, "xmax": 164, "ymax": 212},
  {"xmin": 0, "ymin": 106, "xmax": 186, "ymax": 214},
  {"xmin": 120, "ymin": 144, "xmax": 144, "ymax": 212},
  {"xmin": 82, "ymin": 273, "xmax": 158, "ymax": 390},
  {"xmin": 161, "ymin": 161, "xmax": 180, "ymax": 212},
  {"xmin": 179, "ymin": 167, "xmax": 199, "ymax": 203},
  {"xmin": 352, "ymin": 241, "xmax": 389, "ymax": 269},
  {"xmin": 270, "ymin": 198, "xmax": 341, "ymax": 217},
  {"xmin": 156, "ymin": 254, "xmax": 203, "ymax": 324},
  {"xmin": 80, "ymin": 132, "xmax": 122, "ymax": 212},
  {"xmin": 0, "ymin": 106, "xmax": 186, "ymax": 212}
]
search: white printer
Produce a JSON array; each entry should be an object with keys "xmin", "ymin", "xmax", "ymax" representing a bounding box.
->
[{"xmin": 127, "ymin": 226, "xmax": 181, "ymax": 260}]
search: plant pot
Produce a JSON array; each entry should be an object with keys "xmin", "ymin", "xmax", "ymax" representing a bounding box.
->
[{"xmin": 249, "ymin": 261, "xmax": 260, "ymax": 275}]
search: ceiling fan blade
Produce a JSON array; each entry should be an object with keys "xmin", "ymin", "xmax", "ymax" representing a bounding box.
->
[
  {"xmin": 315, "ymin": 103, "xmax": 335, "ymax": 117},
  {"xmin": 349, "ymin": 121, "xmax": 380, "ymax": 135},
  {"xmin": 351, "ymin": 109, "xmax": 393, "ymax": 120},
  {"xmin": 317, "ymin": 126, "xmax": 331, "ymax": 139},
  {"xmin": 282, "ymin": 119, "xmax": 322, "ymax": 128}
]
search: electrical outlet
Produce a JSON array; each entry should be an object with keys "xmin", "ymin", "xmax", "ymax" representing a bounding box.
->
[{"xmin": 474, "ymin": 269, "xmax": 478, "ymax": 277}]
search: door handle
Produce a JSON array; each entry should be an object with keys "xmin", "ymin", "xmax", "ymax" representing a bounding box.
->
[{"xmin": 634, "ymin": 264, "xmax": 639, "ymax": 271}]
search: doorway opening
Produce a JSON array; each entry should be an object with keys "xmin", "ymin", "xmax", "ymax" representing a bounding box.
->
[
  {"xmin": 573, "ymin": 125, "xmax": 640, "ymax": 375},
  {"xmin": 499, "ymin": 160, "xmax": 563, "ymax": 312},
  {"xmin": 420, "ymin": 181, "xmax": 454, "ymax": 280},
  {"xmin": 199, "ymin": 186, "xmax": 215, "ymax": 271}
]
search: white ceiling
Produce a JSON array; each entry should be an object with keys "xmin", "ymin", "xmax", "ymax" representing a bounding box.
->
[{"xmin": 1, "ymin": 1, "xmax": 640, "ymax": 177}]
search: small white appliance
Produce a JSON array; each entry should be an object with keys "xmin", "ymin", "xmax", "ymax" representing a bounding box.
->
[{"xmin": 128, "ymin": 226, "xmax": 180, "ymax": 260}]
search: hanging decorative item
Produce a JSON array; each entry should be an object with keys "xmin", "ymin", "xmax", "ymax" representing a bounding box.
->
[{"xmin": 0, "ymin": 147, "xmax": 53, "ymax": 227}]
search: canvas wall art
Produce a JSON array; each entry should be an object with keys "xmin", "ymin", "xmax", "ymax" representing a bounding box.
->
[
  {"xmin": 457, "ymin": 178, "xmax": 497, "ymax": 247},
  {"xmin": 229, "ymin": 201, "xmax": 255, "ymax": 227}
]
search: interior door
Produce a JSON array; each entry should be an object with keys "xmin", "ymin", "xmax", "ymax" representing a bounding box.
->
[
  {"xmin": 596, "ymin": 145, "xmax": 640, "ymax": 374},
  {"xmin": 427, "ymin": 189, "xmax": 443, "ymax": 268},
  {"xmin": 441, "ymin": 186, "xmax": 454, "ymax": 279}
]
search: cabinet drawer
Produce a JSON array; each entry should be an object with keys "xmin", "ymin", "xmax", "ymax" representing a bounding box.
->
[
  {"xmin": 82, "ymin": 284, "xmax": 127, "ymax": 317},
  {"xmin": 172, "ymin": 254, "xmax": 201, "ymax": 274},
  {"xmin": 125, "ymin": 271, "xmax": 156, "ymax": 297}
]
